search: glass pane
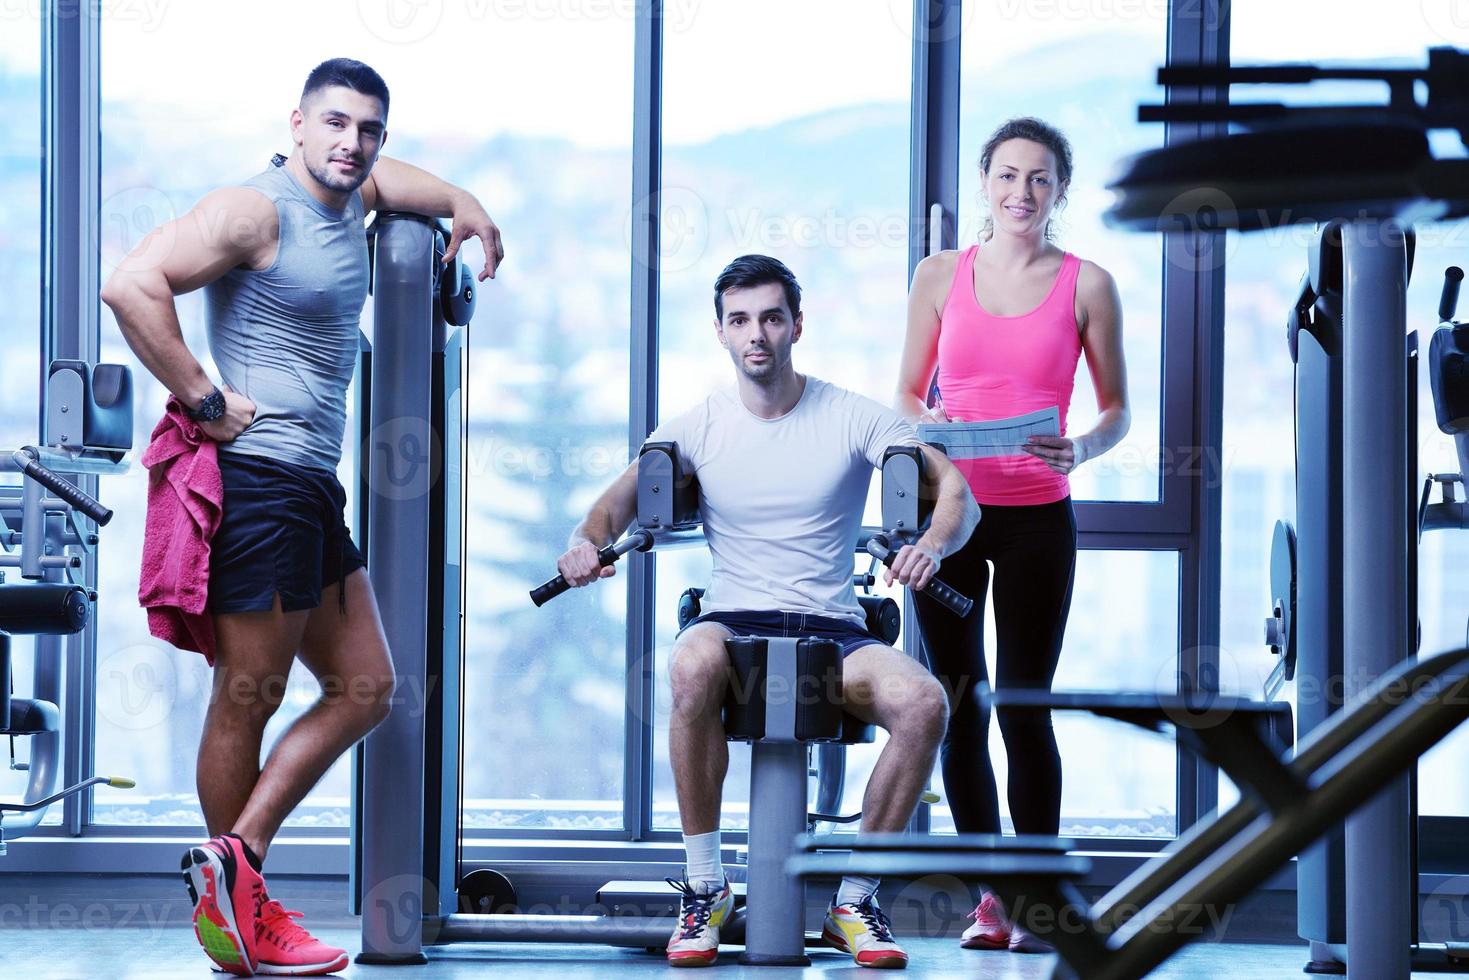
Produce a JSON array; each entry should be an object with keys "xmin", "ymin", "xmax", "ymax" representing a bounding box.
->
[
  {"xmin": 657, "ymin": 0, "xmax": 913, "ymax": 413},
  {"xmin": 95, "ymin": 5, "xmax": 633, "ymax": 829},
  {"xmin": 1216, "ymin": 229, "xmax": 1297, "ymax": 813},
  {"xmin": 0, "ymin": 19, "xmax": 54, "ymax": 824},
  {"xmin": 0, "ymin": 20, "xmax": 41, "ymax": 451},
  {"xmin": 650, "ymin": 0, "xmax": 912, "ymax": 833},
  {"xmin": 924, "ymin": 549, "xmax": 1179, "ymax": 838},
  {"xmin": 958, "ymin": 1, "xmax": 1166, "ymax": 502},
  {"xmin": 1222, "ymin": 6, "xmax": 1469, "ymax": 814},
  {"xmin": 458, "ymin": 14, "xmax": 633, "ymax": 832}
]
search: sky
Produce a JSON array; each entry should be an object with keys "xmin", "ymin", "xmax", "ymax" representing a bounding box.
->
[{"xmin": 0, "ymin": 1, "xmax": 1463, "ymax": 147}]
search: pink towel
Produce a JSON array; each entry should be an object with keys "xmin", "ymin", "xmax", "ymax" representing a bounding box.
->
[{"xmin": 138, "ymin": 398, "xmax": 224, "ymax": 664}]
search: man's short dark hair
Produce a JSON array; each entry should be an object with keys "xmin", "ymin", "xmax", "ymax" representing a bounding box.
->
[
  {"xmin": 713, "ymin": 254, "xmax": 801, "ymax": 320},
  {"xmin": 302, "ymin": 58, "xmax": 390, "ymax": 118}
]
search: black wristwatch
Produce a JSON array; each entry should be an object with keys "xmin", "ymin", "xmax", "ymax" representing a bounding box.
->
[{"xmin": 188, "ymin": 386, "xmax": 227, "ymax": 422}]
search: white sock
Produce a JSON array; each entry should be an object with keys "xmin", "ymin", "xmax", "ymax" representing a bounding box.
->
[
  {"xmin": 836, "ymin": 874, "xmax": 881, "ymax": 908},
  {"xmin": 683, "ymin": 830, "xmax": 723, "ymax": 893}
]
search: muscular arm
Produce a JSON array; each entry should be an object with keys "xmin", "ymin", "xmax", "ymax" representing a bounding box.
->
[
  {"xmin": 361, "ymin": 156, "xmax": 505, "ymax": 280},
  {"xmin": 100, "ymin": 186, "xmax": 276, "ymax": 406},
  {"xmin": 360, "ymin": 155, "xmax": 463, "ymax": 218},
  {"xmin": 569, "ymin": 459, "xmax": 640, "ymax": 550},
  {"xmin": 558, "ymin": 458, "xmax": 641, "ymax": 587},
  {"xmin": 914, "ymin": 445, "xmax": 980, "ymax": 559}
]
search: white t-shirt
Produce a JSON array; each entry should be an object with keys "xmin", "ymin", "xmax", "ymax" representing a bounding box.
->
[{"xmin": 648, "ymin": 376, "xmax": 919, "ymax": 626}]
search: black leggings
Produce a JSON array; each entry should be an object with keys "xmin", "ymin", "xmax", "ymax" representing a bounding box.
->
[{"xmin": 912, "ymin": 496, "xmax": 1077, "ymax": 836}]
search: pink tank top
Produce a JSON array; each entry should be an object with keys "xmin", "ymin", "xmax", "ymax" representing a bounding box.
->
[{"xmin": 935, "ymin": 244, "xmax": 1083, "ymax": 506}]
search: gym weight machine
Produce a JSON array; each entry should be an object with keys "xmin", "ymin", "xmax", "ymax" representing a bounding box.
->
[{"xmin": 1, "ymin": 359, "xmax": 136, "ymax": 855}]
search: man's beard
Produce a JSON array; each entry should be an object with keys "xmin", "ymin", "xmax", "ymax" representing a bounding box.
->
[
  {"xmin": 736, "ymin": 347, "xmax": 782, "ymax": 384},
  {"xmin": 305, "ymin": 156, "xmax": 369, "ymax": 194}
]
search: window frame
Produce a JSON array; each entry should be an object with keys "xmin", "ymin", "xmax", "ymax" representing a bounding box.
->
[{"xmin": 38, "ymin": 0, "xmax": 1465, "ymax": 874}]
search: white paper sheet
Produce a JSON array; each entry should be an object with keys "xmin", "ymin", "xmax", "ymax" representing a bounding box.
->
[{"xmin": 917, "ymin": 407, "xmax": 1061, "ymax": 460}]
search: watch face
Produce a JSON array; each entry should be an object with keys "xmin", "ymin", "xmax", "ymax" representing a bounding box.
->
[{"xmin": 194, "ymin": 389, "xmax": 226, "ymax": 421}]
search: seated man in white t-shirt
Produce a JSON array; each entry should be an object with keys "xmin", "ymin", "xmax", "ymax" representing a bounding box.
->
[{"xmin": 556, "ymin": 254, "xmax": 979, "ymax": 970}]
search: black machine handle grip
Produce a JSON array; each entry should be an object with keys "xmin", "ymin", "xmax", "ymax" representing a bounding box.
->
[
  {"xmin": 1440, "ymin": 266, "xmax": 1463, "ymax": 324},
  {"xmin": 12, "ymin": 450, "xmax": 113, "ymax": 526},
  {"xmin": 865, "ymin": 533, "xmax": 974, "ymax": 618},
  {"xmin": 531, "ymin": 529, "xmax": 654, "ymax": 607}
]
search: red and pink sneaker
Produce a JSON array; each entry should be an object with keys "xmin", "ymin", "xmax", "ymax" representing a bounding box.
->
[
  {"xmin": 960, "ymin": 891, "xmax": 1011, "ymax": 950},
  {"xmin": 181, "ymin": 833, "xmax": 267, "ymax": 976},
  {"xmin": 252, "ymin": 899, "xmax": 349, "ymax": 976}
]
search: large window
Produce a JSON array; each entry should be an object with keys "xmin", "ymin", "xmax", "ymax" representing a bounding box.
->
[
  {"xmin": 924, "ymin": 549, "xmax": 1180, "ymax": 838},
  {"xmin": 958, "ymin": 0, "xmax": 1166, "ymax": 503},
  {"xmin": 650, "ymin": 0, "xmax": 914, "ymax": 832},
  {"xmin": 0, "ymin": 21, "xmax": 41, "ymax": 456},
  {"xmin": 0, "ymin": 19, "xmax": 47, "ymax": 822},
  {"xmin": 1222, "ymin": 5, "xmax": 1469, "ymax": 816},
  {"xmin": 56, "ymin": 1, "xmax": 1208, "ymax": 849},
  {"xmin": 451, "ymin": 13, "xmax": 634, "ymax": 831},
  {"xmin": 94, "ymin": 3, "xmax": 633, "ymax": 829},
  {"xmin": 950, "ymin": 0, "xmax": 1177, "ymax": 836}
]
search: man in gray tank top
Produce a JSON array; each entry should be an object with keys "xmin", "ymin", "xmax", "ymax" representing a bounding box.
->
[{"xmin": 102, "ymin": 58, "xmax": 503, "ymax": 977}]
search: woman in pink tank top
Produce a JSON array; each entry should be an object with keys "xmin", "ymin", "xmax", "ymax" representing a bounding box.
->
[{"xmin": 894, "ymin": 118, "xmax": 1131, "ymax": 954}]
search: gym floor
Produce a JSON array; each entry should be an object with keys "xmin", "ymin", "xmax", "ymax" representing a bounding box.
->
[
  {"xmin": 0, "ymin": 928, "xmax": 1355, "ymax": 979},
  {"xmin": 0, "ymin": 875, "xmax": 1456, "ymax": 978}
]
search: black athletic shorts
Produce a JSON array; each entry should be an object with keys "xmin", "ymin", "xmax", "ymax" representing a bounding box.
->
[
  {"xmin": 682, "ymin": 609, "xmax": 882, "ymax": 658},
  {"xmin": 208, "ymin": 452, "xmax": 366, "ymax": 614}
]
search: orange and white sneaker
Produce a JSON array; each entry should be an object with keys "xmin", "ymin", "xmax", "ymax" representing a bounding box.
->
[
  {"xmin": 960, "ymin": 891, "xmax": 1011, "ymax": 949},
  {"xmin": 822, "ymin": 892, "xmax": 909, "ymax": 969},
  {"xmin": 252, "ymin": 898, "xmax": 350, "ymax": 975},
  {"xmin": 665, "ymin": 877, "xmax": 736, "ymax": 967},
  {"xmin": 181, "ymin": 833, "xmax": 266, "ymax": 976}
]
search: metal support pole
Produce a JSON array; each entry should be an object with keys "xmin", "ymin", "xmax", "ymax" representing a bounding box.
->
[
  {"xmin": 740, "ymin": 741, "xmax": 811, "ymax": 966},
  {"xmin": 1341, "ymin": 218, "xmax": 1411, "ymax": 980},
  {"xmin": 357, "ymin": 217, "xmax": 436, "ymax": 965}
]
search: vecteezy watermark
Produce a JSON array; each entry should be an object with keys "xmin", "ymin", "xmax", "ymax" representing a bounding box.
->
[
  {"xmin": 96, "ymin": 642, "xmax": 184, "ymax": 732},
  {"xmin": 722, "ymin": 207, "xmax": 913, "ymax": 252},
  {"xmin": 1153, "ymin": 646, "xmax": 1252, "ymax": 733},
  {"xmin": 991, "ymin": 0, "xmax": 1221, "ymax": 29},
  {"xmin": 1421, "ymin": 0, "xmax": 1469, "ymax": 44},
  {"xmin": 627, "ymin": 186, "xmax": 710, "ymax": 274},
  {"xmin": 464, "ymin": 435, "xmax": 627, "ymax": 482},
  {"xmin": 100, "ymin": 185, "xmax": 178, "ymax": 275},
  {"xmin": 0, "ymin": 896, "xmax": 175, "ymax": 934},
  {"xmin": 626, "ymin": 193, "xmax": 921, "ymax": 271},
  {"xmin": 357, "ymin": 0, "xmax": 702, "ymax": 45},
  {"xmin": 362, "ymin": 874, "xmax": 431, "ymax": 947},
  {"xmin": 887, "ymin": 874, "xmax": 976, "ymax": 939},
  {"xmin": 364, "ymin": 415, "xmax": 442, "ymax": 501},
  {"xmin": 888, "ymin": 0, "xmax": 973, "ymax": 43},
  {"xmin": 1424, "ymin": 874, "xmax": 1469, "ymax": 945},
  {"xmin": 0, "ymin": 0, "xmax": 170, "ymax": 30},
  {"xmin": 357, "ymin": 0, "xmax": 445, "ymax": 44},
  {"xmin": 885, "ymin": 875, "xmax": 1237, "ymax": 942}
]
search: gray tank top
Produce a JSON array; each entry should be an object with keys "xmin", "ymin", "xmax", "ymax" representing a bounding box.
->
[{"xmin": 205, "ymin": 163, "xmax": 369, "ymax": 472}]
